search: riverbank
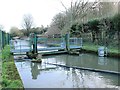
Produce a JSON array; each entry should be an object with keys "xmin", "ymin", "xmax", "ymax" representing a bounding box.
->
[
  {"xmin": 82, "ymin": 43, "xmax": 120, "ymax": 58},
  {"xmin": 1, "ymin": 45, "xmax": 24, "ymax": 89}
]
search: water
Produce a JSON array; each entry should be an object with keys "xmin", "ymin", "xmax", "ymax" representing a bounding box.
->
[
  {"xmin": 15, "ymin": 53, "xmax": 120, "ymax": 88},
  {"xmin": 12, "ymin": 40, "xmax": 58, "ymax": 51}
]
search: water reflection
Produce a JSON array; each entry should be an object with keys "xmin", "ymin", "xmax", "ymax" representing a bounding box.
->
[
  {"xmin": 31, "ymin": 63, "xmax": 41, "ymax": 79},
  {"xmin": 44, "ymin": 54, "xmax": 119, "ymax": 72},
  {"xmin": 71, "ymin": 69, "xmax": 81, "ymax": 88},
  {"xmin": 15, "ymin": 54, "xmax": 119, "ymax": 88},
  {"xmin": 98, "ymin": 57, "xmax": 108, "ymax": 65}
]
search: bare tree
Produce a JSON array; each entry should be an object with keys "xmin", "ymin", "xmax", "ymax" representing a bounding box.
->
[
  {"xmin": 22, "ymin": 14, "xmax": 34, "ymax": 36},
  {"xmin": 46, "ymin": 0, "xmax": 101, "ymax": 36},
  {"xmin": 60, "ymin": 0, "xmax": 99, "ymax": 34}
]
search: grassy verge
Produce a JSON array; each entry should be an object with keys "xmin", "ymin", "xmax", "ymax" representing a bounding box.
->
[
  {"xmin": 0, "ymin": 50, "xmax": 2, "ymax": 89},
  {"xmin": 82, "ymin": 43, "xmax": 120, "ymax": 58},
  {"xmin": 1, "ymin": 45, "xmax": 24, "ymax": 89}
]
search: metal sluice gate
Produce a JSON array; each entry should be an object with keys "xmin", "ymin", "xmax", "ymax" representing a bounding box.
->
[{"xmin": 10, "ymin": 34, "xmax": 83, "ymax": 55}]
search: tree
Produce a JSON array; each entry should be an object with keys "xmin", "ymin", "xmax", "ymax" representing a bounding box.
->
[
  {"xmin": 31, "ymin": 26, "xmax": 47, "ymax": 35},
  {"xmin": 46, "ymin": 1, "xmax": 98, "ymax": 36},
  {"xmin": 70, "ymin": 23, "xmax": 83, "ymax": 37},
  {"xmin": 60, "ymin": 0, "xmax": 99, "ymax": 34},
  {"xmin": 22, "ymin": 14, "xmax": 34, "ymax": 37},
  {"xmin": 10, "ymin": 27, "xmax": 23, "ymax": 37},
  {"xmin": 88, "ymin": 19, "xmax": 100, "ymax": 43},
  {"xmin": 52, "ymin": 13, "xmax": 66, "ymax": 30}
]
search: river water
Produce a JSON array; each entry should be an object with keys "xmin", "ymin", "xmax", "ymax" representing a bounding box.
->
[{"xmin": 15, "ymin": 53, "xmax": 120, "ymax": 88}]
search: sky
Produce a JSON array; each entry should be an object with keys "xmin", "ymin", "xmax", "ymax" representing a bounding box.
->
[
  {"xmin": 0, "ymin": 0, "xmax": 119, "ymax": 32},
  {"xmin": 0, "ymin": 0, "xmax": 73, "ymax": 32}
]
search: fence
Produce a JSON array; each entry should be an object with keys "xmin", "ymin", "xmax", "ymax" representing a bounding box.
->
[{"xmin": 0, "ymin": 30, "xmax": 11, "ymax": 49}]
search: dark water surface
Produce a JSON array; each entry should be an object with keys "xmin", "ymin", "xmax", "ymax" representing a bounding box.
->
[{"xmin": 15, "ymin": 53, "xmax": 120, "ymax": 88}]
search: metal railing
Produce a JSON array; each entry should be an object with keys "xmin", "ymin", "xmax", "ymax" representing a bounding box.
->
[
  {"xmin": 69, "ymin": 37, "xmax": 83, "ymax": 48},
  {"xmin": 10, "ymin": 34, "xmax": 83, "ymax": 53},
  {"xmin": 0, "ymin": 30, "xmax": 10, "ymax": 49},
  {"xmin": 10, "ymin": 39, "xmax": 31, "ymax": 53}
]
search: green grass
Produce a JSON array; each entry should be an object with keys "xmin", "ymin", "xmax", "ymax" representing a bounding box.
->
[
  {"xmin": 82, "ymin": 43, "xmax": 119, "ymax": 54},
  {"xmin": 1, "ymin": 45, "xmax": 11, "ymax": 61},
  {"xmin": 1, "ymin": 45, "xmax": 24, "ymax": 89},
  {"xmin": 83, "ymin": 44, "xmax": 99, "ymax": 51},
  {"xmin": 47, "ymin": 43, "xmax": 60, "ymax": 47}
]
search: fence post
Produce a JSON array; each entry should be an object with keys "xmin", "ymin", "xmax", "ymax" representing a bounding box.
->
[
  {"xmin": 29, "ymin": 33, "xmax": 32, "ymax": 51},
  {"xmin": 0, "ymin": 30, "xmax": 2, "ymax": 49},
  {"xmin": 8, "ymin": 33, "xmax": 11, "ymax": 44},
  {"xmin": 2, "ymin": 31, "xmax": 5, "ymax": 48},
  {"xmin": 4, "ymin": 32, "xmax": 6, "ymax": 47},
  {"xmin": 6, "ymin": 33, "xmax": 8, "ymax": 45},
  {"xmin": 0, "ymin": 31, "xmax": 10, "ymax": 49}
]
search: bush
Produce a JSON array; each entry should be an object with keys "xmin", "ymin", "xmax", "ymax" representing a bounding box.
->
[
  {"xmin": 2, "ymin": 45, "xmax": 11, "ymax": 61},
  {"xmin": 112, "ymin": 14, "xmax": 120, "ymax": 32},
  {"xmin": 70, "ymin": 13, "xmax": 119, "ymax": 48}
]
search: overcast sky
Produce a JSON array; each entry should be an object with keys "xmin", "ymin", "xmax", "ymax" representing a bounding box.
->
[
  {"xmin": 0, "ymin": 0, "xmax": 74, "ymax": 32},
  {"xmin": 0, "ymin": 0, "xmax": 119, "ymax": 32}
]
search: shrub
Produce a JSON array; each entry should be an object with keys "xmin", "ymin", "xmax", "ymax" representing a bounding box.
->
[{"xmin": 2, "ymin": 45, "xmax": 11, "ymax": 61}]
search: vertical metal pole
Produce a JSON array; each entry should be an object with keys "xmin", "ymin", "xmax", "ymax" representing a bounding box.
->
[
  {"xmin": 0, "ymin": 30, "xmax": 1, "ymax": 87},
  {"xmin": 2, "ymin": 31, "xmax": 4, "ymax": 48},
  {"xmin": 65, "ymin": 34, "xmax": 70, "ymax": 51},
  {"xmin": 35, "ymin": 34, "xmax": 37, "ymax": 53},
  {"xmin": 0, "ymin": 30, "xmax": 2, "ymax": 49},
  {"xmin": 33, "ymin": 33, "xmax": 37, "ymax": 53},
  {"xmin": 6, "ymin": 33, "xmax": 8, "ymax": 45},
  {"xmin": 5, "ymin": 33, "xmax": 7, "ymax": 45},
  {"xmin": 7, "ymin": 33, "xmax": 9, "ymax": 45},
  {"xmin": 75, "ymin": 38, "xmax": 78, "ymax": 46},
  {"xmin": 20, "ymin": 40, "xmax": 21, "ymax": 54},
  {"xmin": 80, "ymin": 38, "xmax": 83, "ymax": 47},
  {"xmin": 4, "ymin": 32, "xmax": 6, "ymax": 46},
  {"xmin": 8, "ymin": 34, "xmax": 10, "ymax": 44},
  {"xmin": 29, "ymin": 38, "xmax": 32, "ymax": 52},
  {"xmin": 29, "ymin": 34, "xmax": 32, "ymax": 51}
]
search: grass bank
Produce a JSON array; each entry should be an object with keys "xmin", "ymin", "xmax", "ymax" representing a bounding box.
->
[
  {"xmin": 1, "ymin": 45, "xmax": 24, "ymax": 89},
  {"xmin": 82, "ymin": 43, "xmax": 120, "ymax": 58}
]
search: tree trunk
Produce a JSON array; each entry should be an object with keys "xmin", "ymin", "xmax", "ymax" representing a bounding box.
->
[{"xmin": 92, "ymin": 32, "xmax": 95, "ymax": 43}]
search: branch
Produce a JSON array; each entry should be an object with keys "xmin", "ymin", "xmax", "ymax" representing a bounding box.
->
[{"xmin": 60, "ymin": 1, "xmax": 68, "ymax": 12}]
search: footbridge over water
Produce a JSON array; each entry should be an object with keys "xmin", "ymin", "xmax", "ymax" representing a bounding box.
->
[{"xmin": 10, "ymin": 34, "xmax": 83, "ymax": 55}]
